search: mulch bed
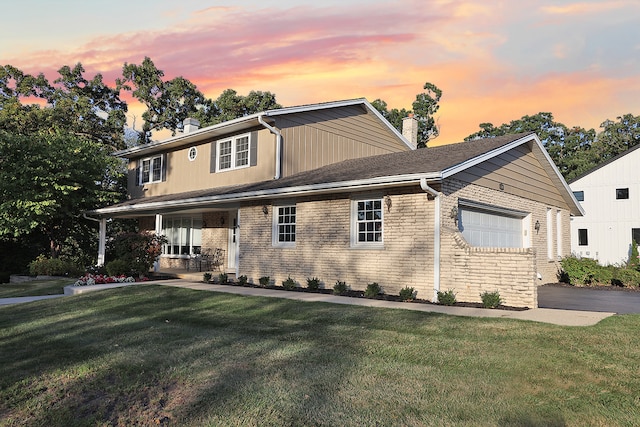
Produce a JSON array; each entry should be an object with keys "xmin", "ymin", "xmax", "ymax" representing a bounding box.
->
[{"xmin": 206, "ymin": 280, "xmax": 529, "ymax": 311}]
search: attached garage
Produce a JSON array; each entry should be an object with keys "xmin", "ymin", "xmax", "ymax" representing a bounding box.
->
[{"xmin": 458, "ymin": 200, "xmax": 529, "ymax": 248}]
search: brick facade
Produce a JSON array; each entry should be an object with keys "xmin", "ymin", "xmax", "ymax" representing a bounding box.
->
[
  {"xmin": 438, "ymin": 179, "xmax": 570, "ymax": 308},
  {"xmin": 238, "ymin": 188, "xmax": 435, "ymax": 298},
  {"xmin": 140, "ymin": 178, "xmax": 571, "ymax": 309}
]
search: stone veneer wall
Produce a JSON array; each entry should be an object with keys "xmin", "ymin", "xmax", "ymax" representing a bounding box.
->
[
  {"xmin": 438, "ymin": 178, "xmax": 571, "ymax": 308},
  {"xmin": 238, "ymin": 187, "xmax": 435, "ymax": 298}
]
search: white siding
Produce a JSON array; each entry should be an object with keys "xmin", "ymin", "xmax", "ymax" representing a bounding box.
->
[{"xmin": 569, "ymin": 147, "xmax": 640, "ymax": 265}]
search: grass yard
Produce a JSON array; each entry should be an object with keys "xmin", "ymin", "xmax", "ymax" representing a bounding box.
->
[
  {"xmin": 0, "ymin": 279, "xmax": 68, "ymax": 298},
  {"xmin": 1, "ymin": 285, "xmax": 639, "ymax": 426}
]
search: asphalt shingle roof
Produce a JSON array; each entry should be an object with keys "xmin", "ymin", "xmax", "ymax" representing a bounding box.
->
[{"xmin": 99, "ymin": 132, "xmax": 533, "ymax": 211}]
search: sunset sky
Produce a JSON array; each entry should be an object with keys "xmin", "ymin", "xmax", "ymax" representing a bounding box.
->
[{"xmin": 1, "ymin": 0, "xmax": 639, "ymax": 145}]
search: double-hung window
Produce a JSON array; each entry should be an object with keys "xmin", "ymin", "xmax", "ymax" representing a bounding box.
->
[
  {"xmin": 217, "ymin": 133, "xmax": 251, "ymax": 171},
  {"xmin": 273, "ymin": 205, "xmax": 296, "ymax": 247},
  {"xmin": 161, "ymin": 216, "xmax": 202, "ymax": 256},
  {"xmin": 351, "ymin": 198, "xmax": 383, "ymax": 247},
  {"xmin": 140, "ymin": 155, "xmax": 163, "ymax": 184}
]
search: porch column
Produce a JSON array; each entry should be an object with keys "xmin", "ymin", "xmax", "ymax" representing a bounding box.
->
[
  {"xmin": 97, "ymin": 218, "xmax": 107, "ymax": 266},
  {"xmin": 154, "ymin": 214, "xmax": 162, "ymax": 272}
]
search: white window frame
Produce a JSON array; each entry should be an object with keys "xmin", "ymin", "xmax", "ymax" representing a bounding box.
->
[
  {"xmin": 188, "ymin": 146, "xmax": 197, "ymax": 161},
  {"xmin": 351, "ymin": 197, "xmax": 384, "ymax": 248},
  {"xmin": 272, "ymin": 204, "xmax": 296, "ymax": 248},
  {"xmin": 216, "ymin": 133, "xmax": 251, "ymax": 172},
  {"xmin": 161, "ymin": 216, "xmax": 202, "ymax": 257},
  {"xmin": 547, "ymin": 208, "xmax": 553, "ymax": 260},
  {"xmin": 556, "ymin": 210, "xmax": 562, "ymax": 259},
  {"xmin": 140, "ymin": 155, "xmax": 163, "ymax": 184},
  {"xmin": 458, "ymin": 199, "xmax": 528, "ymax": 249}
]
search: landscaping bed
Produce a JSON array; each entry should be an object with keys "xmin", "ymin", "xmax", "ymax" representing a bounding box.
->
[{"xmin": 205, "ymin": 278, "xmax": 529, "ymax": 311}]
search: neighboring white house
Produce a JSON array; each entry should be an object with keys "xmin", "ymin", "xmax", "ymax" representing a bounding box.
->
[{"xmin": 569, "ymin": 144, "xmax": 640, "ymax": 265}]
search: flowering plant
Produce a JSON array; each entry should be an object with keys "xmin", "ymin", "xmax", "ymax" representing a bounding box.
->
[{"xmin": 73, "ymin": 274, "xmax": 136, "ymax": 287}]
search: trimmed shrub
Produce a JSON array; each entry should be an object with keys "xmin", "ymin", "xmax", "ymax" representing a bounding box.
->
[
  {"xmin": 559, "ymin": 256, "xmax": 600, "ymax": 285},
  {"xmin": 612, "ymin": 268, "xmax": 640, "ymax": 287},
  {"xmin": 364, "ymin": 282, "xmax": 382, "ymax": 298},
  {"xmin": 480, "ymin": 290, "xmax": 502, "ymax": 308},
  {"xmin": 238, "ymin": 275, "xmax": 248, "ymax": 286},
  {"xmin": 259, "ymin": 276, "xmax": 271, "ymax": 287},
  {"xmin": 105, "ymin": 259, "xmax": 133, "ymax": 276},
  {"xmin": 306, "ymin": 277, "xmax": 321, "ymax": 291},
  {"xmin": 28, "ymin": 255, "xmax": 82, "ymax": 277},
  {"xmin": 437, "ymin": 289, "xmax": 457, "ymax": 306},
  {"xmin": 218, "ymin": 273, "xmax": 228, "ymax": 284},
  {"xmin": 399, "ymin": 286, "xmax": 416, "ymax": 301},
  {"xmin": 333, "ymin": 280, "xmax": 348, "ymax": 295},
  {"xmin": 282, "ymin": 276, "xmax": 297, "ymax": 290},
  {"xmin": 203, "ymin": 272, "xmax": 212, "ymax": 282}
]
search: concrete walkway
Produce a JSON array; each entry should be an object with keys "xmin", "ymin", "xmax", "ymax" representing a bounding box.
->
[{"xmin": 0, "ymin": 279, "xmax": 616, "ymax": 327}]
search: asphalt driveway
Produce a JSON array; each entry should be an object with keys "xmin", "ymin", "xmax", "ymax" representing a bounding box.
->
[{"xmin": 538, "ymin": 285, "xmax": 640, "ymax": 314}]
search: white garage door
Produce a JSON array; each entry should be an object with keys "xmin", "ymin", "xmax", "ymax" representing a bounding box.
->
[{"xmin": 460, "ymin": 208, "xmax": 523, "ymax": 248}]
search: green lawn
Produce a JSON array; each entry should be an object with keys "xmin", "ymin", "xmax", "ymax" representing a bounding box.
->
[
  {"xmin": 1, "ymin": 285, "xmax": 639, "ymax": 426},
  {"xmin": 0, "ymin": 278, "xmax": 69, "ymax": 298}
]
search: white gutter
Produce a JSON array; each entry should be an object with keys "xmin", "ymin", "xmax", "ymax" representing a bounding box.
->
[
  {"xmin": 92, "ymin": 172, "xmax": 442, "ymax": 216},
  {"xmin": 420, "ymin": 177, "xmax": 441, "ymax": 302},
  {"xmin": 258, "ymin": 114, "xmax": 282, "ymax": 180}
]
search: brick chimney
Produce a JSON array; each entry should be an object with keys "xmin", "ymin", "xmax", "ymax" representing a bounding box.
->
[
  {"xmin": 183, "ymin": 118, "xmax": 200, "ymax": 133},
  {"xmin": 402, "ymin": 114, "xmax": 418, "ymax": 149}
]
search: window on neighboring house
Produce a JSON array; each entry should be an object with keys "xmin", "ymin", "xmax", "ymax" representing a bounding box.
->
[
  {"xmin": 217, "ymin": 133, "xmax": 251, "ymax": 171},
  {"xmin": 616, "ymin": 188, "xmax": 629, "ymax": 199},
  {"xmin": 161, "ymin": 216, "xmax": 202, "ymax": 255},
  {"xmin": 632, "ymin": 228, "xmax": 640, "ymax": 245},
  {"xmin": 352, "ymin": 198, "xmax": 383, "ymax": 246},
  {"xmin": 273, "ymin": 205, "xmax": 296, "ymax": 247},
  {"xmin": 578, "ymin": 228, "xmax": 588, "ymax": 246},
  {"xmin": 573, "ymin": 191, "xmax": 584, "ymax": 201},
  {"xmin": 140, "ymin": 155, "xmax": 163, "ymax": 184}
]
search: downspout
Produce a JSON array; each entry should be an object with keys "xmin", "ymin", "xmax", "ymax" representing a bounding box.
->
[
  {"xmin": 258, "ymin": 115, "xmax": 282, "ymax": 180},
  {"xmin": 420, "ymin": 178, "xmax": 441, "ymax": 302},
  {"xmin": 83, "ymin": 213, "xmax": 107, "ymax": 267}
]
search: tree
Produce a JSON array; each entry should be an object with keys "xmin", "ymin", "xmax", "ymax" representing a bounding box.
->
[
  {"xmin": 0, "ymin": 63, "xmax": 128, "ymax": 150},
  {"xmin": 372, "ymin": 82, "xmax": 442, "ymax": 148},
  {"xmin": 119, "ymin": 57, "xmax": 208, "ymax": 142},
  {"xmin": 0, "ymin": 131, "xmax": 123, "ymax": 259},
  {"xmin": 120, "ymin": 57, "xmax": 281, "ymax": 142},
  {"xmin": 464, "ymin": 112, "xmax": 598, "ymax": 180}
]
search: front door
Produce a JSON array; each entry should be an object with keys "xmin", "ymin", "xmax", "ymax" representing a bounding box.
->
[{"xmin": 227, "ymin": 210, "xmax": 239, "ymax": 271}]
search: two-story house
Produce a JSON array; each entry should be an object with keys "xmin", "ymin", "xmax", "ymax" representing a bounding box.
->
[
  {"xmin": 569, "ymin": 144, "xmax": 640, "ymax": 265},
  {"xmin": 91, "ymin": 98, "xmax": 583, "ymax": 308}
]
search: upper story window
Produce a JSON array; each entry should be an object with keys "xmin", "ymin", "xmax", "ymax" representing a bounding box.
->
[
  {"xmin": 273, "ymin": 205, "xmax": 296, "ymax": 247},
  {"xmin": 217, "ymin": 133, "xmax": 251, "ymax": 171},
  {"xmin": 351, "ymin": 198, "xmax": 383, "ymax": 247},
  {"xmin": 188, "ymin": 147, "xmax": 197, "ymax": 161},
  {"xmin": 616, "ymin": 188, "xmax": 629, "ymax": 199},
  {"xmin": 140, "ymin": 155, "xmax": 163, "ymax": 184},
  {"xmin": 573, "ymin": 191, "xmax": 584, "ymax": 202}
]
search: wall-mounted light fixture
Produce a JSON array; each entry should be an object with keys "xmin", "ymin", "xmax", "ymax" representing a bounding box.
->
[
  {"xmin": 262, "ymin": 205, "xmax": 269, "ymax": 215},
  {"xmin": 534, "ymin": 220, "xmax": 541, "ymax": 234},
  {"xmin": 385, "ymin": 195, "xmax": 392, "ymax": 212},
  {"xmin": 220, "ymin": 216, "xmax": 225, "ymax": 226},
  {"xmin": 450, "ymin": 205, "xmax": 459, "ymax": 225}
]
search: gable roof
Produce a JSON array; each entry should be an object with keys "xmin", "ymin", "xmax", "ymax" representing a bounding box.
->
[
  {"xmin": 93, "ymin": 132, "xmax": 583, "ymax": 216},
  {"xmin": 568, "ymin": 143, "xmax": 640, "ymax": 184},
  {"xmin": 114, "ymin": 98, "xmax": 413, "ymax": 159}
]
